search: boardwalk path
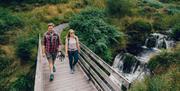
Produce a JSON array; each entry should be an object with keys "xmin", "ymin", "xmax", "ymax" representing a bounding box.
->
[{"xmin": 42, "ymin": 23, "xmax": 97, "ymax": 91}]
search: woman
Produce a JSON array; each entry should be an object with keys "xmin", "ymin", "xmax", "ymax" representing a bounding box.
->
[{"xmin": 65, "ymin": 29, "xmax": 80, "ymax": 74}]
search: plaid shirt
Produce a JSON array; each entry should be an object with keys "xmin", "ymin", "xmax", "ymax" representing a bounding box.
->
[{"xmin": 43, "ymin": 31, "xmax": 60, "ymax": 53}]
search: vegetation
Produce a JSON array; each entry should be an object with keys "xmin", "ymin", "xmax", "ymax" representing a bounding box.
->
[
  {"xmin": 0, "ymin": 0, "xmax": 87, "ymax": 90},
  {"xmin": 172, "ymin": 23, "xmax": 180, "ymax": 41},
  {"xmin": 16, "ymin": 35, "xmax": 38, "ymax": 64},
  {"xmin": 106, "ymin": 0, "xmax": 133, "ymax": 17},
  {"xmin": 0, "ymin": 0, "xmax": 179, "ymax": 90},
  {"xmin": 0, "ymin": 0, "xmax": 69, "ymax": 5},
  {"xmin": 0, "ymin": 8, "xmax": 23, "ymax": 34},
  {"xmin": 69, "ymin": 7, "xmax": 125, "ymax": 64},
  {"xmin": 125, "ymin": 19, "xmax": 152, "ymax": 54},
  {"xmin": 130, "ymin": 44, "xmax": 180, "ymax": 91}
]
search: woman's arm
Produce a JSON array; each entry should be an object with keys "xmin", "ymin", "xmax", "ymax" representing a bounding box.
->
[{"xmin": 76, "ymin": 36, "xmax": 80, "ymax": 53}]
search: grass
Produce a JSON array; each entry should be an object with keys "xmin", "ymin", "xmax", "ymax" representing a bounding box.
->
[
  {"xmin": 0, "ymin": 0, "xmax": 179, "ymax": 90},
  {"xmin": 0, "ymin": 0, "xmax": 89, "ymax": 90},
  {"xmin": 130, "ymin": 64, "xmax": 180, "ymax": 91}
]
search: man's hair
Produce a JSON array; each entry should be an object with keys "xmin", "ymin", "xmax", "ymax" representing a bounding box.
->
[{"xmin": 48, "ymin": 23, "xmax": 55, "ymax": 27}]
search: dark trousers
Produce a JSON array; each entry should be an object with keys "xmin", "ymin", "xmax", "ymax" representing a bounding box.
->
[{"xmin": 68, "ymin": 50, "xmax": 79, "ymax": 70}]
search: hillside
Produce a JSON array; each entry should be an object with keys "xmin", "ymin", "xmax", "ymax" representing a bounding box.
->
[{"xmin": 0, "ymin": 0, "xmax": 179, "ymax": 91}]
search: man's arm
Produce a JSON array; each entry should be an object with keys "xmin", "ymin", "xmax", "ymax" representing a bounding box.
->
[{"xmin": 57, "ymin": 34, "xmax": 61, "ymax": 51}]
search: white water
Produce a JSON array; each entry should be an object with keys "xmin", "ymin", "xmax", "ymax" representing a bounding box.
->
[{"xmin": 112, "ymin": 33, "xmax": 175, "ymax": 82}]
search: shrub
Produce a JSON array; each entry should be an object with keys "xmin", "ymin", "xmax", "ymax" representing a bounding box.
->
[
  {"xmin": 127, "ymin": 20, "xmax": 152, "ymax": 32},
  {"xmin": 166, "ymin": 8, "xmax": 180, "ymax": 15},
  {"xmin": 0, "ymin": 0, "xmax": 69, "ymax": 4},
  {"xmin": 148, "ymin": 49, "xmax": 180, "ymax": 74},
  {"xmin": 0, "ymin": 35, "xmax": 9, "ymax": 45},
  {"xmin": 143, "ymin": 0, "xmax": 164, "ymax": 9},
  {"xmin": 61, "ymin": 27, "xmax": 70, "ymax": 45},
  {"xmin": 126, "ymin": 20, "xmax": 152, "ymax": 50},
  {"xmin": 70, "ymin": 7, "xmax": 125, "ymax": 63},
  {"xmin": 130, "ymin": 66, "xmax": 180, "ymax": 91},
  {"xmin": 153, "ymin": 20, "xmax": 167, "ymax": 31},
  {"xmin": 16, "ymin": 35, "xmax": 38, "ymax": 64},
  {"xmin": 153, "ymin": 14, "xmax": 180, "ymax": 31},
  {"xmin": 159, "ymin": 0, "xmax": 179, "ymax": 3},
  {"xmin": 0, "ymin": 56, "xmax": 11, "ymax": 71},
  {"xmin": 106, "ymin": 0, "xmax": 133, "ymax": 17},
  {"xmin": 10, "ymin": 72, "xmax": 35, "ymax": 91},
  {"xmin": 171, "ymin": 23, "xmax": 180, "ymax": 41},
  {"xmin": 0, "ymin": 8, "xmax": 23, "ymax": 34}
]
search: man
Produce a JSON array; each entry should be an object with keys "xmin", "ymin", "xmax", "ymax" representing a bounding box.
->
[{"xmin": 43, "ymin": 23, "xmax": 61, "ymax": 81}]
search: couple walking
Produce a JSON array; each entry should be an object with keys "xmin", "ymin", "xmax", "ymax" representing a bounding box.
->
[{"xmin": 42, "ymin": 23, "xmax": 80, "ymax": 81}]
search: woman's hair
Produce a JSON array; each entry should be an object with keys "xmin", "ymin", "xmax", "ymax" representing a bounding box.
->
[{"xmin": 66, "ymin": 29, "xmax": 75, "ymax": 39}]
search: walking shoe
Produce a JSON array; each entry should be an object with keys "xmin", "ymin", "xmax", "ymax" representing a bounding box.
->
[
  {"xmin": 70, "ymin": 69, "xmax": 74, "ymax": 74},
  {"xmin": 53, "ymin": 66, "xmax": 56, "ymax": 72},
  {"xmin": 49, "ymin": 74, "xmax": 54, "ymax": 81},
  {"xmin": 72, "ymin": 66, "xmax": 75, "ymax": 71}
]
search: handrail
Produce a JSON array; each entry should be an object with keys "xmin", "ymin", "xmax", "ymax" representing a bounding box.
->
[
  {"xmin": 79, "ymin": 42, "xmax": 131, "ymax": 91},
  {"xmin": 34, "ymin": 35, "xmax": 44, "ymax": 91}
]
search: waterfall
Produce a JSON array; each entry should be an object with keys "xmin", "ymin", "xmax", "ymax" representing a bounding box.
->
[
  {"xmin": 145, "ymin": 33, "xmax": 174, "ymax": 49},
  {"xmin": 112, "ymin": 32, "xmax": 175, "ymax": 82}
]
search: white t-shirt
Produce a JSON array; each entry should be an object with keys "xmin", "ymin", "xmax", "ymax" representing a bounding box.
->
[{"xmin": 68, "ymin": 37, "xmax": 77, "ymax": 51}]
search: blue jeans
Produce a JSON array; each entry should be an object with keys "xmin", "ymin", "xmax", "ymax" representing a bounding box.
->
[{"xmin": 68, "ymin": 50, "xmax": 79, "ymax": 70}]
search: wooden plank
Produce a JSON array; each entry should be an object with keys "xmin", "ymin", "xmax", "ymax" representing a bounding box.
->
[
  {"xmin": 34, "ymin": 35, "xmax": 44, "ymax": 91},
  {"xmin": 80, "ymin": 50, "xmax": 121, "ymax": 91},
  {"xmin": 80, "ymin": 42, "xmax": 131, "ymax": 88},
  {"xmin": 79, "ymin": 56, "xmax": 111, "ymax": 91},
  {"xmin": 42, "ymin": 56, "xmax": 97, "ymax": 91},
  {"xmin": 35, "ymin": 24, "xmax": 97, "ymax": 91},
  {"xmin": 79, "ymin": 58, "xmax": 103, "ymax": 91}
]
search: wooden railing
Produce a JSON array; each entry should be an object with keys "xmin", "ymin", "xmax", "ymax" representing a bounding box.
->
[
  {"xmin": 34, "ymin": 35, "xmax": 44, "ymax": 91},
  {"xmin": 79, "ymin": 42, "xmax": 131, "ymax": 91},
  {"xmin": 34, "ymin": 35, "xmax": 131, "ymax": 91}
]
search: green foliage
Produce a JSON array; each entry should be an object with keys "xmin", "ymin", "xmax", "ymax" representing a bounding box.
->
[
  {"xmin": 153, "ymin": 14, "xmax": 180, "ymax": 31},
  {"xmin": 0, "ymin": 8, "xmax": 23, "ymax": 34},
  {"xmin": 128, "ymin": 20, "xmax": 152, "ymax": 32},
  {"xmin": 159, "ymin": 0, "xmax": 180, "ymax": 3},
  {"xmin": 0, "ymin": 56, "xmax": 11, "ymax": 71},
  {"xmin": 70, "ymin": 7, "xmax": 125, "ymax": 63},
  {"xmin": 10, "ymin": 75, "xmax": 31, "ymax": 91},
  {"xmin": 0, "ymin": 0, "xmax": 69, "ymax": 4},
  {"xmin": 9, "ymin": 66, "xmax": 35, "ymax": 91},
  {"xmin": 148, "ymin": 48, "xmax": 180, "ymax": 74},
  {"xmin": 166, "ymin": 8, "xmax": 180, "ymax": 15},
  {"xmin": 126, "ymin": 20, "xmax": 152, "ymax": 48},
  {"xmin": 130, "ymin": 66, "xmax": 180, "ymax": 91},
  {"xmin": 0, "ymin": 35, "xmax": 9, "ymax": 44},
  {"xmin": 171, "ymin": 23, "xmax": 180, "ymax": 41},
  {"xmin": 131, "ymin": 45, "xmax": 180, "ymax": 91},
  {"xmin": 61, "ymin": 27, "xmax": 69, "ymax": 45},
  {"xmin": 143, "ymin": 0, "xmax": 164, "ymax": 9},
  {"xmin": 0, "ymin": 49, "xmax": 11, "ymax": 71},
  {"xmin": 106, "ymin": 0, "xmax": 133, "ymax": 17},
  {"xmin": 16, "ymin": 35, "xmax": 38, "ymax": 64}
]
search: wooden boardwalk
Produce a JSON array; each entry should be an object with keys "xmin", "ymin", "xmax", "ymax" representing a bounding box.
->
[
  {"xmin": 41, "ymin": 23, "xmax": 97, "ymax": 91},
  {"xmin": 34, "ymin": 23, "xmax": 131, "ymax": 91},
  {"xmin": 42, "ymin": 57, "xmax": 97, "ymax": 91}
]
